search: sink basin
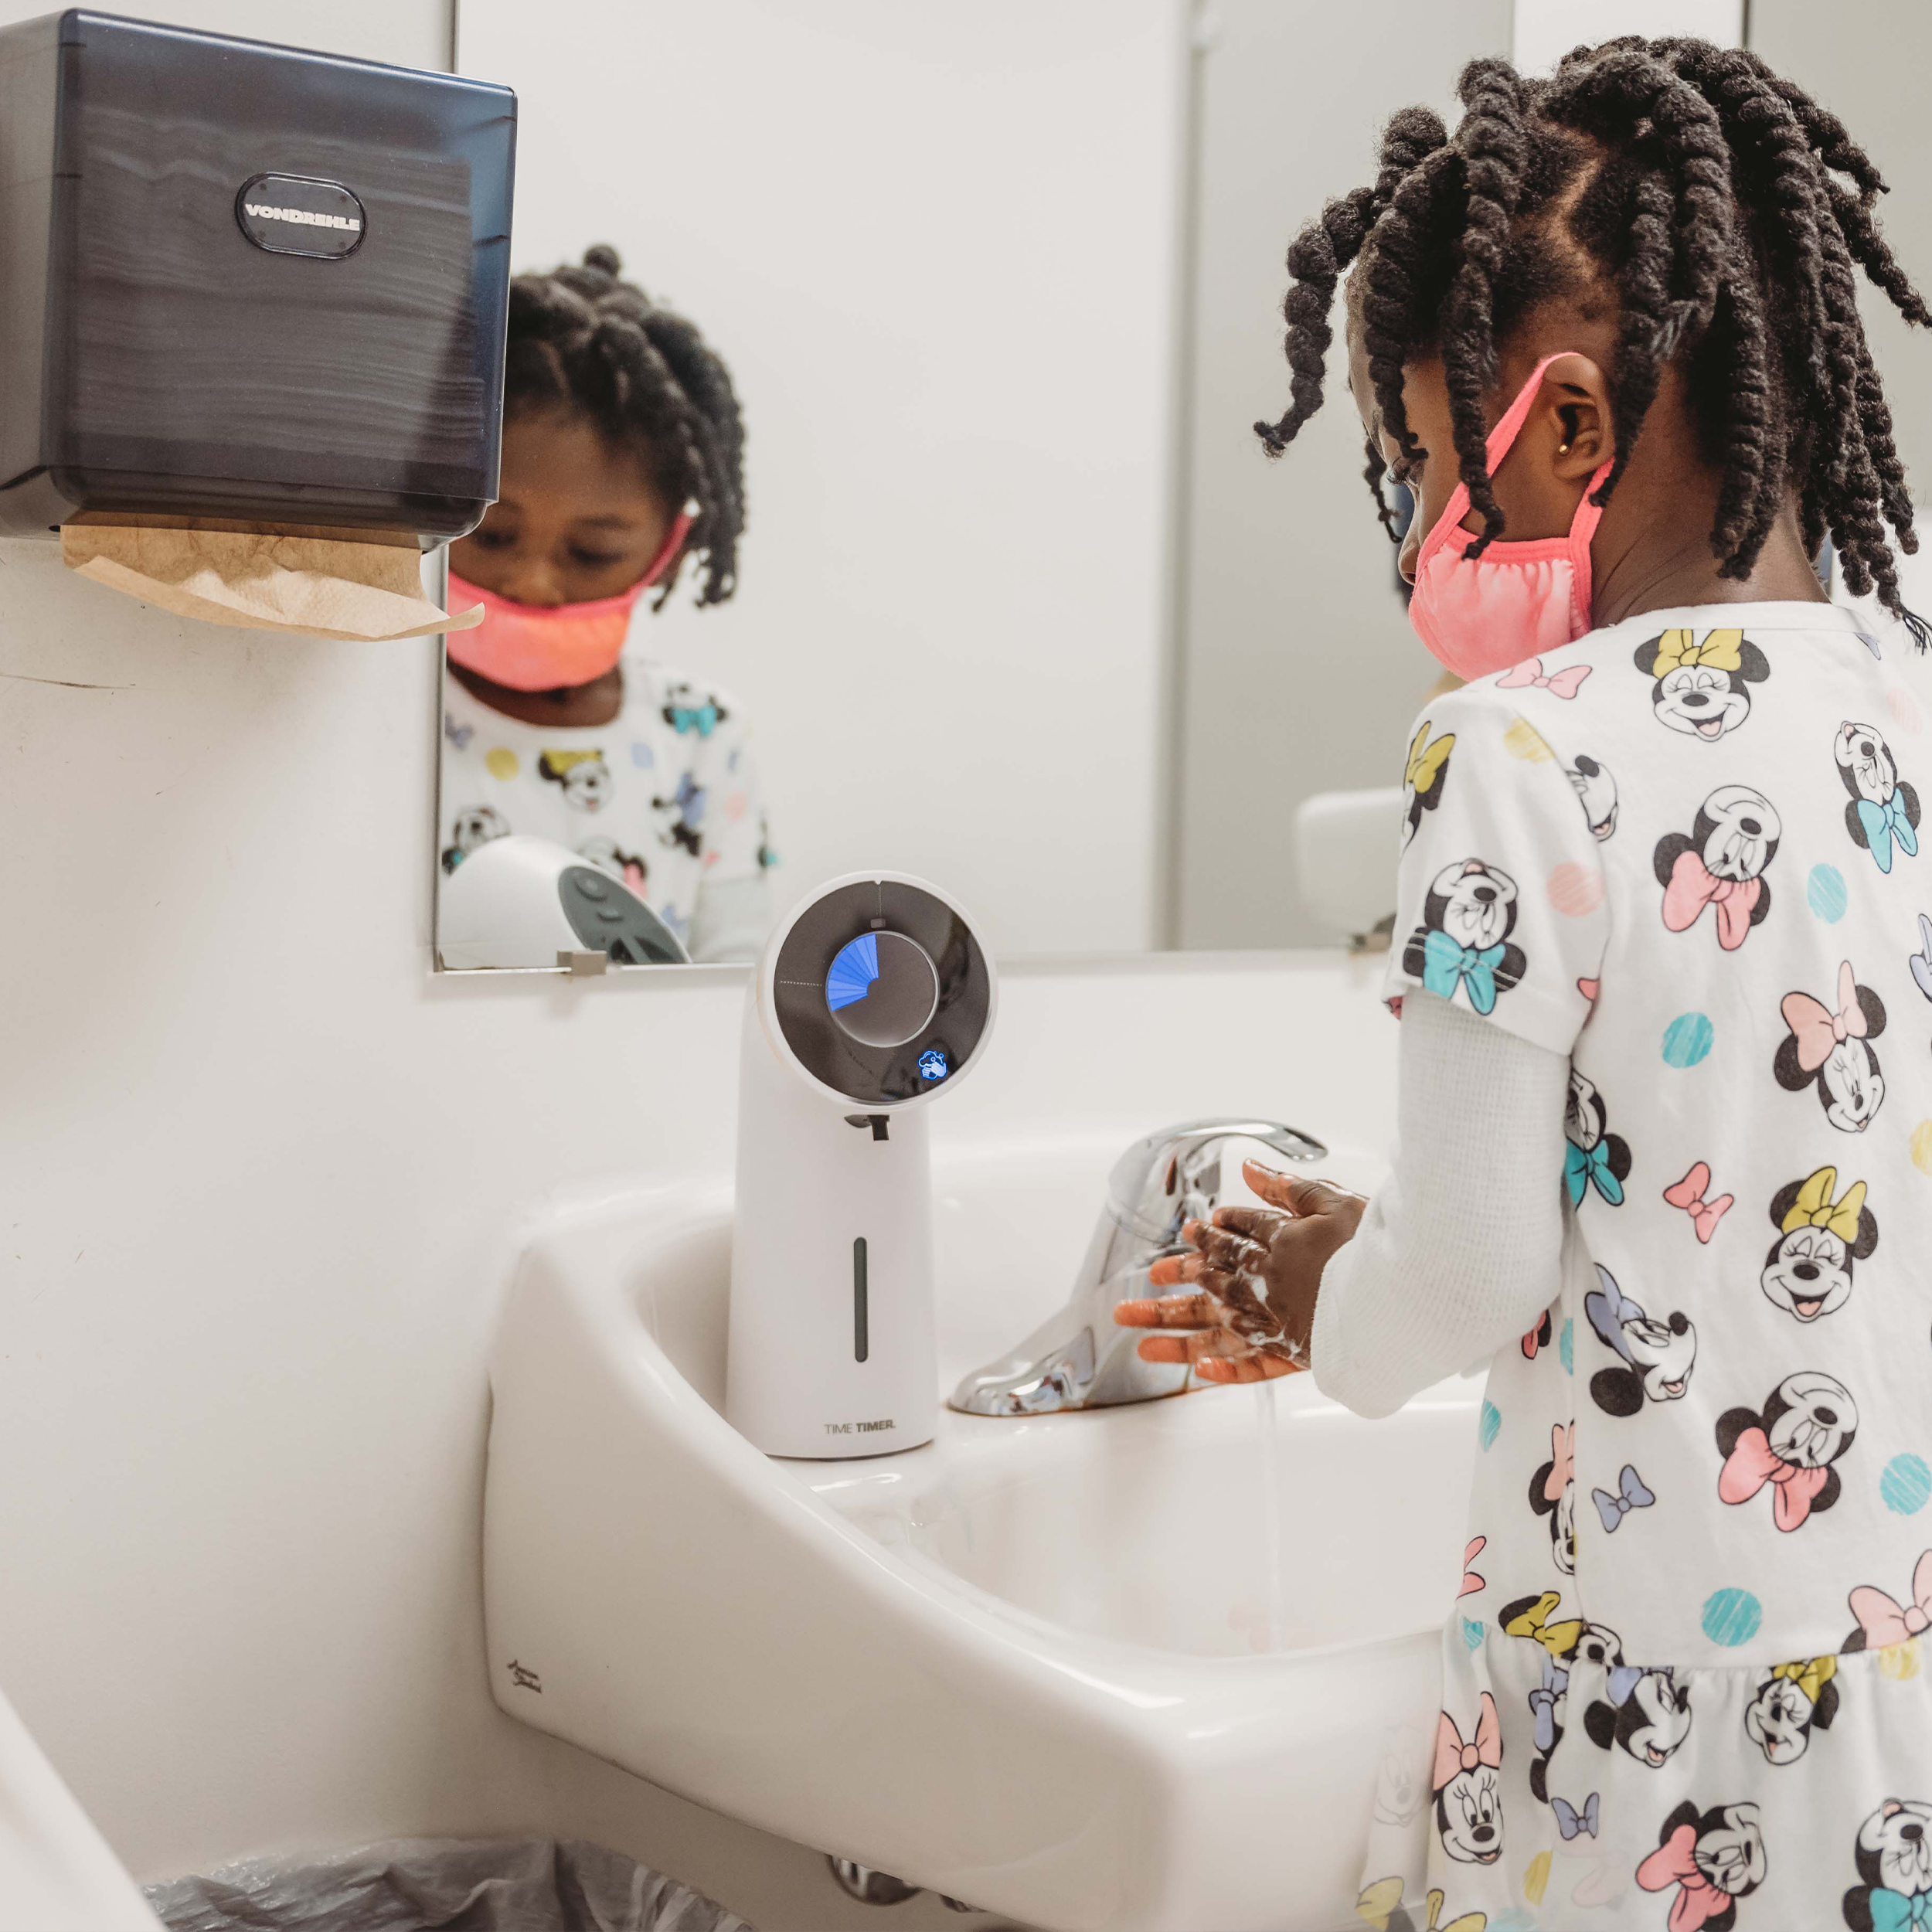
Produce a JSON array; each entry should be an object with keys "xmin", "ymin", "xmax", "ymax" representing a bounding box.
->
[
  {"xmin": 865, "ymin": 1381, "xmax": 1473, "ymax": 1660},
  {"xmin": 482, "ymin": 1132, "xmax": 1478, "ymax": 1932}
]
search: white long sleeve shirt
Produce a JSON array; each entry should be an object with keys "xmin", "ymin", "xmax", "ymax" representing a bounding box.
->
[{"xmin": 1310, "ymin": 985, "xmax": 1570, "ymax": 1417}]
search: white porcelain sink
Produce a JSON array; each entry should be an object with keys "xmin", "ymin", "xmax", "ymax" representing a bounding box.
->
[{"xmin": 482, "ymin": 1133, "xmax": 1479, "ymax": 1932}]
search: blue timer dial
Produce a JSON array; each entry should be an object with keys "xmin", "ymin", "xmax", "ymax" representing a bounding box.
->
[
  {"xmin": 824, "ymin": 929, "xmax": 938, "ymax": 1048},
  {"xmin": 825, "ymin": 933, "xmax": 881, "ymax": 1012}
]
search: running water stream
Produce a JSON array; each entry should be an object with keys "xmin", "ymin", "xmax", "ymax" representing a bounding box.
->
[{"xmin": 1255, "ymin": 1377, "xmax": 1290, "ymax": 1652}]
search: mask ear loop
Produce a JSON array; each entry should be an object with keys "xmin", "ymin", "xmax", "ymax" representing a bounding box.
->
[
  {"xmin": 1564, "ymin": 458, "xmax": 1615, "ymax": 638},
  {"xmin": 1412, "ymin": 353, "xmax": 1572, "ymax": 573},
  {"xmin": 1411, "ymin": 353, "xmax": 1614, "ymax": 636},
  {"xmin": 639, "ymin": 502, "xmax": 698, "ymax": 590}
]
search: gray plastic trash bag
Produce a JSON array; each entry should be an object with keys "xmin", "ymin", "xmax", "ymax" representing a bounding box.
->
[{"xmin": 146, "ymin": 1837, "xmax": 755, "ymax": 1932}]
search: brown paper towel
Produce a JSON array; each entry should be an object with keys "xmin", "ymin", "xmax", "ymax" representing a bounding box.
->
[{"xmin": 61, "ymin": 519, "xmax": 484, "ymax": 641}]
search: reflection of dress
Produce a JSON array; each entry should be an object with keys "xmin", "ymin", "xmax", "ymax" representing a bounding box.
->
[
  {"xmin": 1349, "ymin": 604, "xmax": 1932, "ymax": 1930},
  {"xmin": 440, "ymin": 654, "xmax": 772, "ymax": 962}
]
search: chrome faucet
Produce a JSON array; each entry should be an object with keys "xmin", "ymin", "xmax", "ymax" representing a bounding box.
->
[{"xmin": 947, "ymin": 1118, "xmax": 1328, "ymax": 1416}]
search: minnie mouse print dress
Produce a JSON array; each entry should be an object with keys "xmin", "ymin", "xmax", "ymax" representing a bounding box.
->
[{"xmin": 1357, "ymin": 604, "xmax": 1932, "ymax": 1932}]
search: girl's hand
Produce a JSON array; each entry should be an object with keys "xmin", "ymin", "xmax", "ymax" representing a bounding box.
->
[{"xmin": 1112, "ymin": 1159, "xmax": 1366, "ymax": 1383}]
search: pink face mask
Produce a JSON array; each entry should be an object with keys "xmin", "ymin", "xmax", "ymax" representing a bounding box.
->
[
  {"xmin": 445, "ymin": 507, "xmax": 694, "ymax": 692},
  {"xmin": 1406, "ymin": 354, "xmax": 1614, "ymax": 682}
]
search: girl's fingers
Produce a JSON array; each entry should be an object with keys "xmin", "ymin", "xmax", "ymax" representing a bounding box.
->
[
  {"xmin": 1186, "ymin": 1327, "xmax": 1250, "ymax": 1366},
  {"xmin": 1114, "ymin": 1292, "xmax": 1220, "ymax": 1329},
  {"xmin": 1146, "ymin": 1253, "xmax": 1246, "ymax": 1294},
  {"xmin": 1187, "ymin": 1221, "xmax": 1268, "ymax": 1273},
  {"xmin": 1134, "ymin": 1333, "xmax": 1195, "ymax": 1363},
  {"xmin": 1195, "ymin": 1349, "xmax": 1302, "ymax": 1383},
  {"xmin": 1137, "ymin": 1328, "xmax": 1244, "ymax": 1367},
  {"xmin": 1141, "ymin": 1328, "xmax": 1306, "ymax": 1379},
  {"xmin": 1211, "ymin": 1204, "xmax": 1284, "ymax": 1243},
  {"xmin": 1243, "ymin": 1158, "xmax": 1363, "ymax": 1216},
  {"xmin": 1147, "ymin": 1252, "xmax": 1216, "ymax": 1287}
]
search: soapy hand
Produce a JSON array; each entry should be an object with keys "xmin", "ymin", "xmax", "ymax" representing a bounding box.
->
[{"xmin": 1111, "ymin": 1160, "xmax": 1365, "ymax": 1383}]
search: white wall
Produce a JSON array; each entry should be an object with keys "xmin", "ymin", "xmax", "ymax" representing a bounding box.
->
[
  {"xmin": 1172, "ymin": 0, "xmax": 1511, "ymax": 951},
  {"xmin": 1511, "ymin": 0, "xmax": 1743, "ymax": 76},
  {"xmin": 456, "ymin": 1, "xmax": 1185, "ymax": 959}
]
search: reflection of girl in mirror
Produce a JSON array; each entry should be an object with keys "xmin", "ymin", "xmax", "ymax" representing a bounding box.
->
[{"xmin": 440, "ymin": 245, "xmax": 770, "ymax": 961}]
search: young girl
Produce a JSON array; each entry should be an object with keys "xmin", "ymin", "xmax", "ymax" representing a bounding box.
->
[
  {"xmin": 1121, "ymin": 39, "xmax": 1932, "ymax": 1930},
  {"xmin": 439, "ymin": 246, "xmax": 771, "ymax": 964}
]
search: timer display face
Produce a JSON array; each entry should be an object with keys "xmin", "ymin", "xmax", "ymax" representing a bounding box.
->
[
  {"xmin": 772, "ymin": 879, "xmax": 992, "ymax": 1106},
  {"xmin": 825, "ymin": 931, "xmax": 939, "ymax": 1047}
]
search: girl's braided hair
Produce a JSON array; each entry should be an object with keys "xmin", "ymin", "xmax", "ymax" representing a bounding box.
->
[
  {"xmin": 1256, "ymin": 39, "xmax": 1927, "ymax": 630},
  {"xmin": 504, "ymin": 244, "xmax": 745, "ymax": 607}
]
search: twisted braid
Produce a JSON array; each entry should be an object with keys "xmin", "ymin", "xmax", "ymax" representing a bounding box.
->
[
  {"xmin": 1752, "ymin": 58, "xmax": 1885, "ymax": 198},
  {"xmin": 1543, "ymin": 52, "xmax": 1736, "ymax": 501},
  {"xmin": 1254, "ymin": 106, "xmax": 1447, "ymax": 454},
  {"xmin": 503, "ymin": 244, "xmax": 745, "ymax": 607},
  {"xmin": 1598, "ymin": 163, "xmax": 1685, "ymax": 502},
  {"xmin": 1859, "ymin": 359, "xmax": 1917, "ymax": 543},
  {"xmin": 1671, "ymin": 42, "xmax": 1928, "ymax": 322},
  {"xmin": 1362, "ymin": 435, "xmax": 1403, "ymax": 538},
  {"xmin": 1256, "ymin": 37, "xmax": 1930, "ymax": 631},
  {"xmin": 1812, "ymin": 214, "xmax": 1909, "ymax": 614},
  {"xmin": 1667, "ymin": 50, "xmax": 1906, "ymax": 597},
  {"xmin": 1251, "ymin": 186, "xmax": 1379, "ymax": 456},
  {"xmin": 1438, "ymin": 60, "xmax": 1532, "ymax": 555},
  {"xmin": 1605, "ymin": 46, "xmax": 1804, "ymax": 569},
  {"xmin": 1827, "ymin": 180, "xmax": 1932, "ymax": 325},
  {"xmin": 1708, "ymin": 251, "xmax": 1787, "ymax": 577},
  {"xmin": 1357, "ymin": 144, "xmax": 1464, "ymax": 476}
]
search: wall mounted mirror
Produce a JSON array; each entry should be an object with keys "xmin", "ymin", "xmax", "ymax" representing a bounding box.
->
[{"xmin": 435, "ymin": 0, "xmax": 1889, "ymax": 972}]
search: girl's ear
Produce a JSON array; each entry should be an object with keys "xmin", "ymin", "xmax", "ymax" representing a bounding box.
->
[{"xmin": 1539, "ymin": 352, "xmax": 1615, "ymax": 485}]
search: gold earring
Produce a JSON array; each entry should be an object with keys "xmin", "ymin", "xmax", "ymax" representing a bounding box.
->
[{"xmin": 1556, "ymin": 440, "xmax": 1573, "ymax": 454}]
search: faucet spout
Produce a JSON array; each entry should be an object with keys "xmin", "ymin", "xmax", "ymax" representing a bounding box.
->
[{"xmin": 947, "ymin": 1117, "xmax": 1327, "ymax": 1416}]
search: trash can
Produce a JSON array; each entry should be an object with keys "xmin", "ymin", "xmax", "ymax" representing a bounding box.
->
[{"xmin": 146, "ymin": 1837, "xmax": 755, "ymax": 1932}]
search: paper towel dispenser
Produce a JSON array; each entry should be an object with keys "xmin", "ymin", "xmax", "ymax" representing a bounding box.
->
[{"xmin": 0, "ymin": 10, "xmax": 515, "ymax": 540}]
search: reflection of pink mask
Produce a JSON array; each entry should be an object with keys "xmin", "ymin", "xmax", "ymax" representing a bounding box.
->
[
  {"xmin": 445, "ymin": 508, "xmax": 692, "ymax": 691},
  {"xmin": 1407, "ymin": 354, "xmax": 1614, "ymax": 681}
]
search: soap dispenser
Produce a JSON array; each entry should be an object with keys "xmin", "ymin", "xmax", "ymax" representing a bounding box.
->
[{"xmin": 727, "ymin": 872, "xmax": 995, "ymax": 1459}]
